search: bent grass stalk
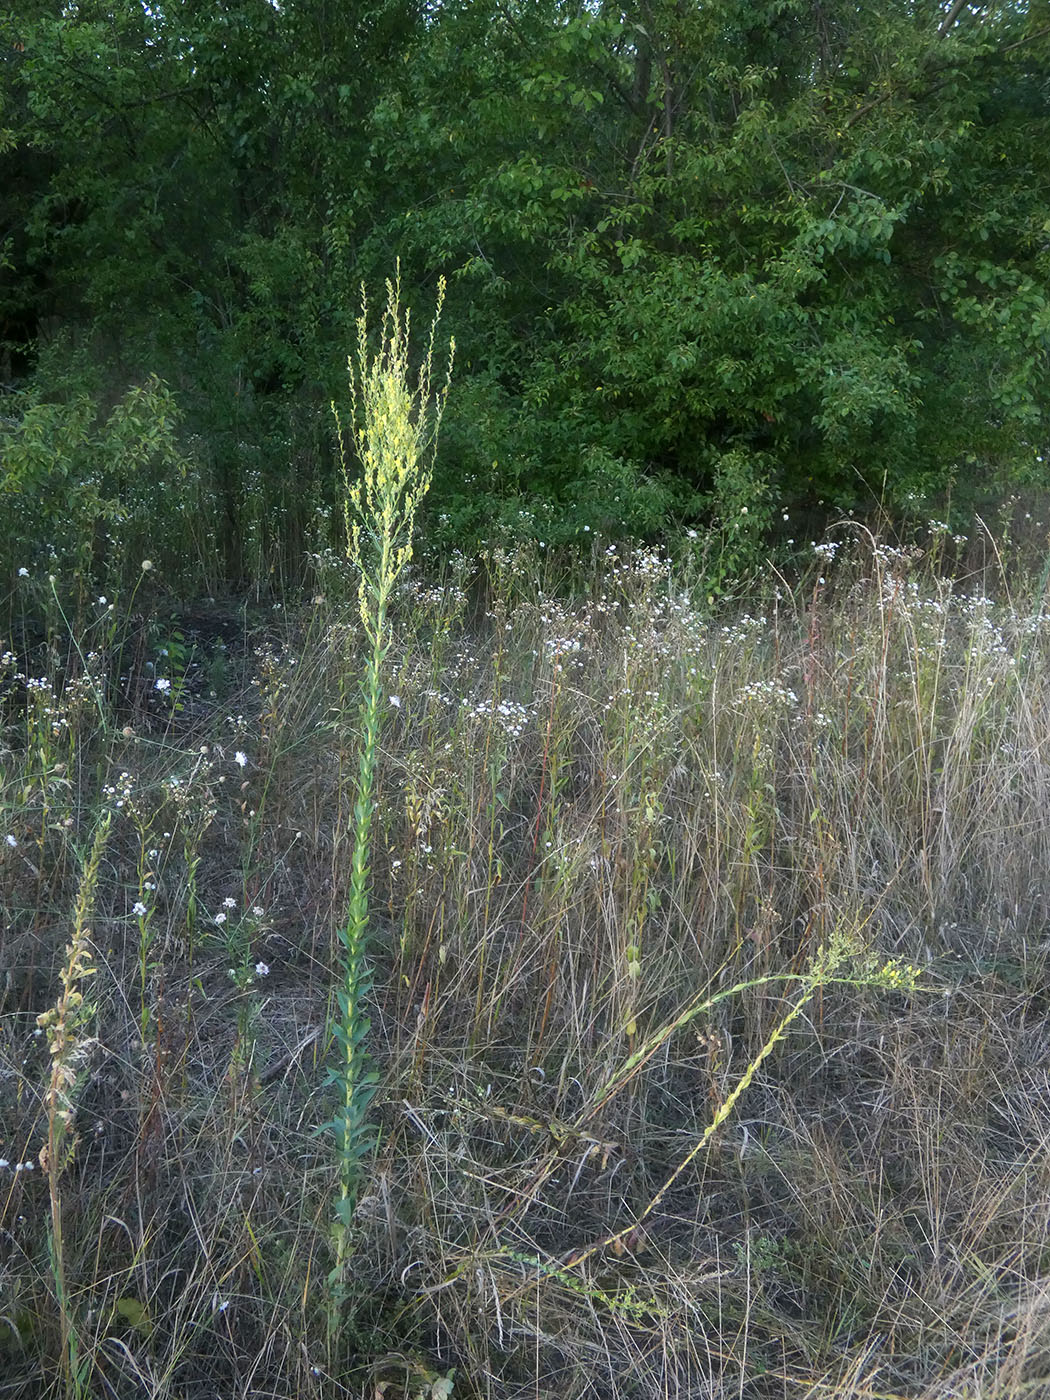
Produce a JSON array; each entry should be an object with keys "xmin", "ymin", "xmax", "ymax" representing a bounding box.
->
[
  {"xmin": 325, "ymin": 268, "xmax": 453, "ymax": 1302},
  {"xmin": 481, "ymin": 921, "xmax": 923, "ymax": 1251},
  {"xmin": 561, "ymin": 927, "xmax": 923, "ymax": 1271}
]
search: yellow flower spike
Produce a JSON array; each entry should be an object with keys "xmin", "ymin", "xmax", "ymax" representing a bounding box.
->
[{"xmin": 326, "ymin": 267, "xmax": 453, "ymax": 1328}]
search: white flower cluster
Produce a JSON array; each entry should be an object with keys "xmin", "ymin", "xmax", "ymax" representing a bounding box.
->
[
  {"xmin": 736, "ymin": 679, "xmax": 800, "ymax": 710},
  {"xmin": 719, "ymin": 613, "xmax": 769, "ymax": 647},
  {"xmin": 544, "ymin": 634, "xmax": 583, "ymax": 657},
  {"xmin": 625, "ymin": 546, "xmax": 671, "ymax": 580},
  {"xmin": 460, "ymin": 696, "xmax": 531, "ymax": 739},
  {"xmin": 102, "ymin": 771, "xmax": 135, "ymax": 809}
]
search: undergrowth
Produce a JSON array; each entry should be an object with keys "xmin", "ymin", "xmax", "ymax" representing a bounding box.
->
[{"xmin": 2, "ymin": 520, "xmax": 1050, "ymax": 1400}]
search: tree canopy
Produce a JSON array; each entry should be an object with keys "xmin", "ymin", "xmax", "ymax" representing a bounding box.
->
[{"xmin": 2, "ymin": 1, "xmax": 1049, "ymax": 584}]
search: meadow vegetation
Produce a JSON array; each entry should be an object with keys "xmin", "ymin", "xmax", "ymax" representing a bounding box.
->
[
  {"xmin": 5, "ymin": 6, "xmax": 1050, "ymax": 1393},
  {"xmin": 3, "ymin": 503, "xmax": 1050, "ymax": 1399}
]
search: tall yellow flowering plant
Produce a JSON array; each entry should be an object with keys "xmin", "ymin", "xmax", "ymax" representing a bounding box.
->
[{"xmin": 325, "ymin": 268, "xmax": 453, "ymax": 1298}]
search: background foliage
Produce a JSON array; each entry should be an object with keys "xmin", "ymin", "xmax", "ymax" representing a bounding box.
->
[{"xmin": 2, "ymin": 0, "xmax": 1049, "ymax": 585}]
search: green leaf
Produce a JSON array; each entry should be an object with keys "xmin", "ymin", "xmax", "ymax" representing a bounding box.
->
[{"xmin": 114, "ymin": 1297, "xmax": 153, "ymax": 1338}]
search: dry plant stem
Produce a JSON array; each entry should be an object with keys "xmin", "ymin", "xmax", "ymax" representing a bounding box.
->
[{"xmin": 39, "ymin": 813, "xmax": 112, "ymax": 1400}]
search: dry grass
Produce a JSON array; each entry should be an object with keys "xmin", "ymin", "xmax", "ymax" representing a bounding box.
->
[{"xmin": 2, "ymin": 523, "xmax": 1050, "ymax": 1400}]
